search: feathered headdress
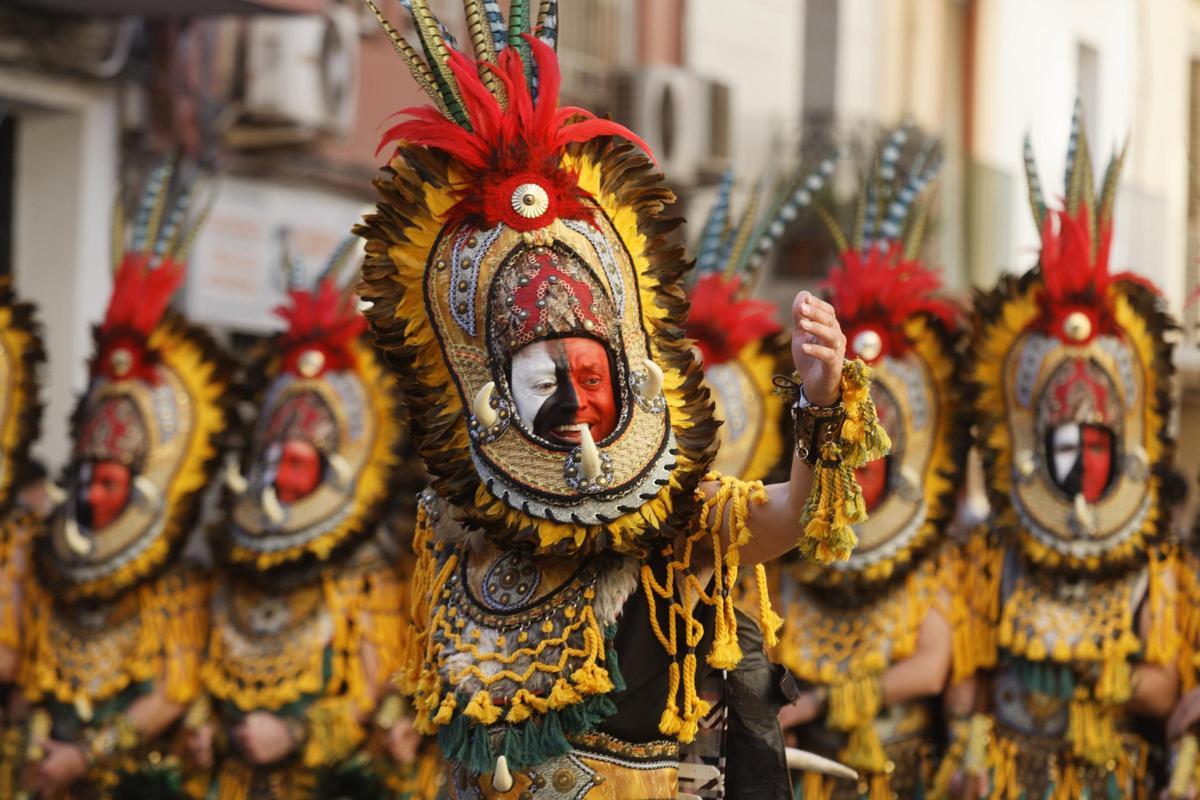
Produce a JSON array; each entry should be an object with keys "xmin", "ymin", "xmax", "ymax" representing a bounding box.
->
[
  {"xmin": 96, "ymin": 158, "xmax": 212, "ymax": 383},
  {"xmin": 274, "ymin": 239, "xmax": 367, "ymax": 377},
  {"xmin": 685, "ymin": 159, "xmax": 836, "ymax": 365},
  {"xmin": 370, "ymin": 1, "xmax": 650, "ymax": 232},
  {"xmin": 816, "ymin": 124, "xmax": 957, "ymax": 362},
  {"xmin": 44, "ymin": 156, "xmax": 232, "ymax": 602},
  {"xmin": 1023, "ymin": 101, "xmax": 1157, "ymax": 344},
  {"xmin": 222, "ymin": 237, "xmax": 405, "ymax": 572},
  {"xmin": 970, "ymin": 99, "xmax": 1175, "ymax": 573}
]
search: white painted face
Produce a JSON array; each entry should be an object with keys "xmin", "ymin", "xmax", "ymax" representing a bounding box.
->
[
  {"xmin": 511, "ymin": 340, "xmax": 559, "ymax": 428},
  {"xmin": 1052, "ymin": 423, "xmax": 1081, "ymax": 485}
]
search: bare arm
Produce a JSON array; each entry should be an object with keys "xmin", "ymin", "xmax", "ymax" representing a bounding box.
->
[
  {"xmin": 126, "ymin": 683, "xmax": 186, "ymax": 742},
  {"xmin": 881, "ymin": 600, "xmax": 953, "ymax": 707},
  {"xmin": 718, "ymin": 291, "xmax": 845, "ymax": 567},
  {"xmin": 1128, "ymin": 583, "xmax": 1179, "ymax": 718}
]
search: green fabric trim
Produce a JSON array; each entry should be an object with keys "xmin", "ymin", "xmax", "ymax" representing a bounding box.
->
[{"xmin": 435, "ymin": 627, "xmax": 625, "ymax": 774}]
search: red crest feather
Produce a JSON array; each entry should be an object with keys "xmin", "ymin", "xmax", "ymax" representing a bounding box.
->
[
  {"xmin": 274, "ymin": 278, "xmax": 367, "ymax": 377},
  {"xmin": 97, "ymin": 254, "xmax": 185, "ymax": 382},
  {"xmin": 378, "ymin": 35, "xmax": 654, "ymax": 232},
  {"xmin": 1035, "ymin": 206, "xmax": 1158, "ymax": 343},
  {"xmin": 685, "ymin": 274, "xmax": 782, "ymax": 365},
  {"xmin": 822, "ymin": 243, "xmax": 958, "ymax": 361}
]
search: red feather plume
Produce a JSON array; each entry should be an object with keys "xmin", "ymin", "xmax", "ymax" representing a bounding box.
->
[
  {"xmin": 686, "ymin": 274, "xmax": 782, "ymax": 365},
  {"xmin": 97, "ymin": 253, "xmax": 186, "ymax": 382},
  {"xmin": 822, "ymin": 243, "xmax": 958, "ymax": 362},
  {"xmin": 378, "ymin": 35, "xmax": 654, "ymax": 232},
  {"xmin": 274, "ymin": 278, "xmax": 367, "ymax": 377},
  {"xmin": 1034, "ymin": 206, "xmax": 1158, "ymax": 343}
]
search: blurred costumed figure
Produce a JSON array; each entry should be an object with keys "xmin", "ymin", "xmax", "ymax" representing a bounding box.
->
[
  {"xmin": 355, "ymin": 1, "xmax": 888, "ymax": 796},
  {"xmin": 773, "ymin": 127, "xmax": 969, "ymax": 799},
  {"xmin": 190, "ymin": 242, "xmax": 441, "ymax": 799},
  {"xmin": 681, "ymin": 158, "xmax": 843, "ymax": 800},
  {"xmin": 18, "ymin": 158, "xmax": 235, "ymax": 799},
  {"xmin": 0, "ymin": 285, "xmax": 47, "ymax": 797},
  {"xmin": 934, "ymin": 102, "xmax": 1181, "ymax": 799}
]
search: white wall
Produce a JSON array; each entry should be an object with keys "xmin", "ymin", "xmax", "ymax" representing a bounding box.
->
[
  {"xmin": 970, "ymin": 0, "xmax": 1191, "ymax": 303},
  {"xmin": 0, "ymin": 68, "xmax": 117, "ymax": 471},
  {"xmin": 685, "ymin": 0, "xmax": 805, "ymax": 176}
]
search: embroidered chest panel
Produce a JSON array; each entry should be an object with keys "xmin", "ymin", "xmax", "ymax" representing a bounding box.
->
[
  {"xmin": 206, "ymin": 576, "xmax": 333, "ymax": 710},
  {"xmin": 42, "ymin": 590, "xmax": 146, "ymax": 701},
  {"xmin": 434, "ymin": 544, "xmax": 634, "ymax": 702},
  {"xmin": 776, "ymin": 556, "xmax": 944, "ymax": 682},
  {"xmin": 998, "ymin": 562, "xmax": 1145, "ymax": 666}
]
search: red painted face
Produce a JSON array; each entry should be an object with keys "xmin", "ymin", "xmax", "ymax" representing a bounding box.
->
[
  {"xmin": 510, "ymin": 337, "xmax": 618, "ymax": 446},
  {"xmin": 274, "ymin": 439, "xmax": 322, "ymax": 504},
  {"xmin": 1080, "ymin": 425, "xmax": 1114, "ymax": 503},
  {"xmin": 856, "ymin": 458, "xmax": 889, "ymax": 512},
  {"xmin": 87, "ymin": 460, "xmax": 131, "ymax": 529}
]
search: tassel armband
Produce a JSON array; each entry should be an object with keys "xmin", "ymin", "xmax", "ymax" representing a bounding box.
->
[{"xmin": 775, "ymin": 360, "xmax": 892, "ymax": 564}]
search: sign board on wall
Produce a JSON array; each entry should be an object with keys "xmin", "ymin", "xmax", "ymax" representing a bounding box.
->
[{"xmin": 186, "ymin": 175, "xmax": 369, "ymax": 333}]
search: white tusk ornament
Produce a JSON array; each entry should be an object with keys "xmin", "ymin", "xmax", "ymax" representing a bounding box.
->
[
  {"xmin": 474, "ymin": 382, "xmax": 499, "ymax": 430},
  {"xmin": 261, "ymin": 485, "xmax": 286, "ymax": 525}
]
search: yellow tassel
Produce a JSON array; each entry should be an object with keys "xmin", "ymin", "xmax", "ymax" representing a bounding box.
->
[
  {"xmin": 432, "ymin": 692, "xmax": 457, "ymax": 726},
  {"xmin": 755, "ymin": 564, "xmax": 783, "ymax": 648},
  {"xmin": 463, "ymin": 690, "xmax": 502, "ymax": 725},
  {"xmin": 506, "ymin": 692, "xmax": 532, "ymax": 723},
  {"xmin": 658, "ymin": 661, "xmax": 684, "ymax": 736}
]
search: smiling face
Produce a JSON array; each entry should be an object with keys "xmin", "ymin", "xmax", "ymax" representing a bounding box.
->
[{"xmin": 510, "ymin": 337, "xmax": 618, "ymax": 446}]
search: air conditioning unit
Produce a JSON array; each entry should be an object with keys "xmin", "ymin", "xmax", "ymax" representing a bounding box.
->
[
  {"xmin": 614, "ymin": 66, "xmax": 730, "ymax": 186},
  {"xmin": 241, "ymin": 4, "xmax": 359, "ymax": 140}
]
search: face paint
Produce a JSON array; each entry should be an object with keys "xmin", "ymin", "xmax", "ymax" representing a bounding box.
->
[
  {"xmin": 510, "ymin": 337, "xmax": 617, "ymax": 446},
  {"xmin": 855, "ymin": 457, "xmax": 889, "ymax": 512},
  {"xmin": 274, "ymin": 439, "xmax": 322, "ymax": 504},
  {"xmin": 1080, "ymin": 424, "xmax": 1113, "ymax": 503},
  {"xmin": 1052, "ymin": 424, "xmax": 1081, "ymax": 488},
  {"xmin": 1049, "ymin": 423, "xmax": 1113, "ymax": 503},
  {"xmin": 85, "ymin": 459, "xmax": 131, "ymax": 529}
]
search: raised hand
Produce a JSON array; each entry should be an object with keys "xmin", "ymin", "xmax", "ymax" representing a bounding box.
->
[{"xmin": 790, "ymin": 291, "xmax": 846, "ymax": 407}]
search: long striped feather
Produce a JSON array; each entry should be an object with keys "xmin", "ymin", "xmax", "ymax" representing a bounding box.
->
[
  {"xmin": 719, "ymin": 179, "xmax": 764, "ymax": 274},
  {"xmin": 1023, "ymin": 133, "xmax": 1047, "ymax": 229},
  {"xmin": 141, "ymin": 154, "xmax": 176, "ymax": 260},
  {"xmin": 462, "ymin": 0, "xmax": 501, "ymax": 97},
  {"xmin": 536, "ymin": 0, "xmax": 559, "ymax": 50},
  {"xmin": 154, "ymin": 178, "xmax": 196, "ymax": 263},
  {"xmin": 738, "ymin": 157, "xmax": 837, "ymax": 275},
  {"xmin": 902, "ymin": 186, "xmax": 937, "ymax": 260},
  {"xmin": 1098, "ymin": 140, "xmax": 1127, "ymax": 228},
  {"xmin": 508, "ymin": 0, "xmax": 533, "ymax": 94},
  {"xmin": 814, "ymin": 204, "xmax": 850, "ymax": 255},
  {"xmin": 399, "ymin": 0, "xmax": 457, "ymax": 48},
  {"xmin": 362, "ymin": 0, "xmax": 450, "ymax": 118},
  {"xmin": 174, "ymin": 187, "xmax": 217, "ymax": 263},
  {"xmin": 320, "ymin": 236, "xmax": 362, "ymax": 284},
  {"xmin": 1064, "ymin": 98, "xmax": 1083, "ymax": 214},
  {"xmin": 110, "ymin": 187, "xmax": 125, "ymax": 273},
  {"xmin": 694, "ymin": 171, "xmax": 735, "ymax": 275},
  {"xmin": 131, "ymin": 159, "xmax": 173, "ymax": 254},
  {"xmin": 406, "ymin": 0, "xmax": 470, "ymax": 126},
  {"xmin": 482, "ymin": 0, "xmax": 507, "ymax": 53}
]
